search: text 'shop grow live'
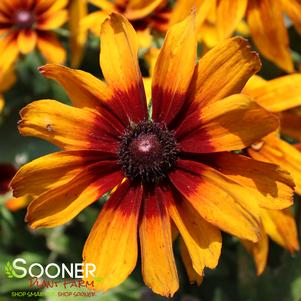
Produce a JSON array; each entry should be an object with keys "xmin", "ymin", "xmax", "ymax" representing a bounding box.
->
[{"xmin": 1, "ymin": 0, "xmax": 301, "ymax": 300}]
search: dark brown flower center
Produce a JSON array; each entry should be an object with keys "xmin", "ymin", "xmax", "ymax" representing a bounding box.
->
[
  {"xmin": 118, "ymin": 120, "xmax": 179, "ymax": 183},
  {"xmin": 15, "ymin": 10, "xmax": 36, "ymax": 29}
]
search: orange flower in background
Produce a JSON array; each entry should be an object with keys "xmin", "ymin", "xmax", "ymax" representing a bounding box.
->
[
  {"xmin": 0, "ymin": 67, "xmax": 16, "ymax": 112},
  {"xmin": 0, "ymin": 163, "xmax": 31, "ymax": 212},
  {"xmin": 68, "ymin": 0, "xmax": 88, "ymax": 67},
  {"xmin": 0, "ymin": 0, "xmax": 68, "ymax": 74},
  {"xmin": 81, "ymin": 0, "xmax": 170, "ymax": 48},
  {"xmin": 11, "ymin": 13, "xmax": 295, "ymax": 296},
  {"xmin": 171, "ymin": 0, "xmax": 301, "ymax": 72},
  {"xmin": 240, "ymin": 74, "xmax": 301, "ymax": 274}
]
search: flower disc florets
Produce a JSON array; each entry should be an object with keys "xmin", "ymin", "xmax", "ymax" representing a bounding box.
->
[
  {"xmin": 15, "ymin": 10, "xmax": 36, "ymax": 29},
  {"xmin": 118, "ymin": 120, "xmax": 179, "ymax": 183}
]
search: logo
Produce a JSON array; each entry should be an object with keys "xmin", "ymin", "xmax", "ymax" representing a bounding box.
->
[{"xmin": 4, "ymin": 258, "xmax": 97, "ymax": 280}]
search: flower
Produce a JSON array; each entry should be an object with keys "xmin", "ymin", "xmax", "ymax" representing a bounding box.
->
[
  {"xmin": 0, "ymin": 67, "xmax": 16, "ymax": 112},
  {"xmin": 0, "ymin": 163, "xmax": 30, "ymax": 211},
  {"xmin": 11, "ymin": 13, "xmax": 294, "ymax": 296},
  {"xmin": 240, "ymin": 74, "xmax": 301, "ymax": 274},
  {"xmin": 81, "ymin": 0, "xmax": 170, "ymax": 48},
  {"xmin": 68, "ymin": 0, "xmax": 88, "ymax": 67},
  {"xmin": 0, "ymin": 0, "xmax": 68, "ymax": 73},
  {"xmin": 171, "ymin": 0, "xmax": 301, "ymax": 72}
]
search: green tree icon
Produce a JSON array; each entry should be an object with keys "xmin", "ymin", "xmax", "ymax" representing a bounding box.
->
[{"xmin": 4, "ymin": 261, "xmax": 23, "ymax": 279}]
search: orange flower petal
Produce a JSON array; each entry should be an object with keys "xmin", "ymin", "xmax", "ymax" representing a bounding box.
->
[
  {"xmin": 37, "ymin": 32, "xmax": 66, "ymax": 64},
  {"xmin": 83, "ymin": 180, "xmax": 142, "ymax": 291},
  {"xmin": 38, "ymin": 64, "xmax": 128, "ymax": 132},
  {"xmin": 35, "ymin": 0, "xmax": 68, "ymax": 14},
  {"xmin": 80, "ymin": 11, "xmax": 109, "ymax": 36},
  {"xmin": 188, "ymin": 37, "xmax": 261, "ymax": 109},
  {"xmin": 0, "ymin": 32, "xmax": 19, "ymax": 74},
  {"xmin": 216, "ymin": 0, "xmax": 248, "ymax": 39},
  {"xmin": 140, "ymin": 187, "xmax": 179, "ymax": 297},
  {"xmin": 100, "ymin": 13, "xmax": 147, "ymax": 124},
  {"xmin": 244, "ymin": 74, "xmax": 301, "ymax": 112},
  {"xmin": 246, "ymin": 0, "xmax": 293, "ymax": 72},
  {"xmin": 167, "ymin": 189, "xmax": 221, "ymax": 272},
  {"xmin": 18, "ymin": 100, "xmax": 120, "ymax": 152},
  {"xmin": 206, "ymin": 152, "xmax": 294, "ymax": 210},
  {"xmin": 26, "ymin": 162, "xmax": 123, "ymax": 229},
  {"xmin": 261, "ymin": 208, "xmax": 299, "ymax": 253},
  {"xmin": 124, "ymin": 0, "xmax": 166, "ymax": 20},
  {"xmin": 170, "ymin": 160, "xmax": 262, "ymax": 242},
  {"xmin": 37, "ymin": 9, "xmax": 68, "ymax": 30},
  {"xmin": 179, "ymin": 238, "xmax": 204, "ymax": 285},
  {"xmin": 5, "ymin": 195, "xmax": 32, "ymax": 212},
  {"xmin": 11, "ymin": 150, "xmax": 115, "ymax": 197},
  {"xmin": 176, "ymin": 94, "xmax": 279, "ymax": 153},
  {"xmin": 17, "ymin": 30, "xmax": 37, "ymax": 54},
  {"xmin": 69, "ymin": 0, "xmax": 88, "ymax": 68},
  {"xmin": 248, "ymin": 134, "xmax": 301, "ymax": 195},
  {"xmin": 152, "ymin": 13, "xmax": 197, "ymax": 125},
  {"xmin": 281, "ymin": 112, "xmax": 301, "ymax": 141},
  {"xmin": 282, "ymin": 0, "xmax": 301, "ymax": 35},
  {"xmin": 169, "ymin": 0, "xmax": 215, "ymax": 30},
  {"xmin": 241, "ymin": 227, "xmax": 269, "ymax": 275}
]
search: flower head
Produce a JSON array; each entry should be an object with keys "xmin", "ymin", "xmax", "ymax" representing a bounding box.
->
[
  {"xmin": 81, "ymin": 0, "xmax": 170, "ymax": 48},
  {"xmin": 171, "ymin": 0, "xmax": 301, "ymax": 72},
  {"xmin": 11, "ymin": 13, "xmax": 295, "ymax": 297},
  {"xmin": 0, "ymin": 0, "xmax": 68, "ymax": 72}
]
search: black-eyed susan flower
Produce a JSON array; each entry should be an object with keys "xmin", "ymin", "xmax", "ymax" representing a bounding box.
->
[
  {"xmin": 171, "ymin": 0, "xmax": 301, "ymax": 73},
  {"xmin": 239, "ymin": 74, "xmax": 301, "ymax": 274},
  {"xmin": 0, "ymin": 0, "xmax": 68, "ymax": 73},
  {"xmin": 11, "ymin": 13, "xmax": 295, "ymax": 297},
  {"xmin": 81, "ymin": 0, "xmax": 170, "ymax": 48}
]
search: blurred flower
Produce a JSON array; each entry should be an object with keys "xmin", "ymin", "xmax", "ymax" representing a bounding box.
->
[
  {"xmin": 0, "ymin": 0, "xmax": 68, "ymax": 73},
  {"xmin": 68, "ymin": 0, "xmax": 88, "ymax": 67},
  {"xmin": 241, "ymin": 74, "xmax": 301, "ymax": 274},
  {"xmin": 11, "ymin": 13, "xmax": 294, "ymax": 297},
  {"xmin": 0, "ymin": 67, "xmax": 16, "ymax": 112},
  {"xmin": 0, "ymin": 163, "xmax": 31, "ymax": 211},
  {"xmin": 171, "ymin": 0, "xmax": 301, "ymax": 72},
  {"xmin": 81, "ymin": 0, "xmax": 170, "ymax": 48}
]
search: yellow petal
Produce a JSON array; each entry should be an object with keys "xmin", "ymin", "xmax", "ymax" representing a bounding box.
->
[
  {"xmin": 18, "ymin": 99, "xmax": 120, "ymax": 151},
  {"xmin": 17, "ymin": 30, "xmax": 37, "ymax": 54},
  {"xmin": 246, "ymin": 0, "xmax": 293, "ymax": 73},
  {"xmin": 170, "ymin": 160, "xmax": 262, "ymax": 242},
  {"xmin": 188, "ymin": 37, "xmax": 261, "ymax": 108},
  {"xmin": 26, "ymin": 162, "xmax": 123, "ymax": 229},
  {"xmin": 248, "ymin": 134, "xmax": 301, "ymax": 195},
  {"xmin": 281, "ymin": 0, "xmax": 301, "ymax": 35},
  {"xmin": 261, "ymin": 208, "xmax": 299, "ymax": 252},
  {"xmin": 207, "ymin": 152, "xmax": 294, "ymax": 210},
  {"xmin": 179, "ymin": 238, "xmax": 204, "ymax": 285},
  {"xmin": 177, "ymin": 94, "xmax": 279, "ymax": 153},
  {"xmin": 100, "ymin": 13, "xmax": 147, "ymax": 123},
  {"xmin": 281, "ymin": 111, "xmax": 301, "ymax": 141},
  {"xmin": 37, "ymin": 9, "xmax": 68, "ymax": 30},
  {"xmin": 39, "ymin": 64, "xmax": 113, "ymax": 109},
  {"xmin": 216, "ymin": 0, "xmax": 248, "ymax": 39},
  {"xmin": 168, "ymin": 191, "xmax": 221, "ymax": 272},
  {"xmin": 244, "ymin": 74, "xmax": 301, "ymax": 112},
  {"xmin": 124, "ymin": 0, "xmax": 166, "ymax": 20},
  {"xmin": 152, "ymin": 13, "xmax": 197, "ymax": 124},
  {"xmin": 83, "ymin": 181, "xmax": 142, "ymax": 291},
  {"xmin": 37, "ymin": 32, "xmax": 66, "ymax": 64},
  {"xmin": 242, "ymin": 227, "xmax": 269, "ymax": 275},
  {"xmin": 140, "ymin": 187, "xmax": 179, "ymax": 297}
]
